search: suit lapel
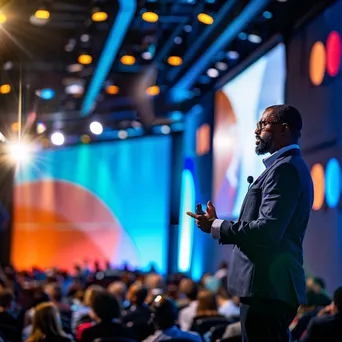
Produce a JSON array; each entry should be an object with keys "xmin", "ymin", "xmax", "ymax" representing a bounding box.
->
[{"xmin": 238, "ymin": 149, "xmax": 300, "ymax": 219}]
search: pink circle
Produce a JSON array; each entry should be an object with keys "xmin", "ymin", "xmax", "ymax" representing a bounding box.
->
[{"xmin": 326, "ymin": 31, "xmax": 341, "ymax": 77}]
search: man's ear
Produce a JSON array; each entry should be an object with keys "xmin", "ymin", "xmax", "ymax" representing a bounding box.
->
[{"xmin": 281, "ymin": 123, "xmax": 289, "ymax": 135}]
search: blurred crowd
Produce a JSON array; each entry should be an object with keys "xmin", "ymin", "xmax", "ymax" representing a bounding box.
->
[{"xmin": 0, "ymin": 260, "xmax": 340, "ymax": 342}]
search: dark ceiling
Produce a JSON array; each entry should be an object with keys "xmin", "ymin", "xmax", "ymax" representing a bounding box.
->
[{"xmin": 0, "ymin": 0, "xmax": 336, "ymax": 145}]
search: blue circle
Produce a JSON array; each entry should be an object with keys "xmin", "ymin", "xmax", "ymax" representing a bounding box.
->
[
  {"xmin": 41, "ymin": 88, "xmax": 55, "ymax": 100},
  {"xmin": 325, "ymin": 158, "xmax": 340, "ymax": 208}
]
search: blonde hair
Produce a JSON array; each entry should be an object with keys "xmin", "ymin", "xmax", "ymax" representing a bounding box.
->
[{"xmin": 27, "ymin": 302, "xmax": 67, "ymax": 342}]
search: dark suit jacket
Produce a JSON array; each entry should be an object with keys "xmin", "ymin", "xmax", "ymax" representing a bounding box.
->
[
  {"xmin": 219, "ymin": 149, "xmax": 313, "ymax": 307},
  {"xmin": 80, "ymin": 321, "xmax": 136, "ymax": 342},
  {"xmin": 301, "ymin": 313, "xmax": 342, "ymax": 342}
]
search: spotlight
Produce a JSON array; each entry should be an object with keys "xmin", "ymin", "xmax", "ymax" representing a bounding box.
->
[
  {"xmin": 248, "ymin": 34, "xmax": 262, "ymax": 44},
  {"xmin": 141, "ymin": 51, "xmax": 153, "ymax": 60},
  {"xmin": 184, "ymin": 25, "xmax": 192, "ymax": 32},
  {"xmin": 146, "ymin": 85, "xmax": 160, "ymax": 96},
  {"xmin": 106, "ymin": 85, "xmax": 119, "ymax": 95},
  {"xmin": 174, "ymin": 37, "xmax": 182, "ymax": 44},
  {"xmin": 92, "ymin": 11, "xmax": 108, "ymax": 22},
  {"xmin": 238, "ymin": 32, "xmax": 247, "ymax": 40},
  {"xmin": 0, "ymin": 84, "xmax": 11, "ymax": 94},
  {"xmin": 121, "ymin": 55, "xmax": 135, "ymax": 65},
  {"xmin": 41, "ymin": 88, "xmax": 55, "ymax": 100},
  {"xmin": 8, "ymin": 142, "xmax": 30, "ymax": 162},
  {"xmin": 78, "ymin": 54, "xmax": 92, "ymax": 65},
  {"xmin": 161, "ymin": 125, "xmax": 171, "ymax": 134},
  {"xmin": 167, "ymin": 56, "xmax": 182, "ymax": 66},
  {"xmin": 207, "ymin": 68, "xmax": 219, "ymax": 78},
  {"xmin": 263, "ymin": 11, "xmax": 273, "ymax": 19},
  {"xmin": 35, "ymin": 9, "xmax": 50, "ymax": 20},
  {"xmin": 51, "ymin": 132, "xmax": 65, "ymax": 146},
  {"xmin": 90, "ymin": 121, "xmax": 103, "ymax": 135},
  {"xmin": 197, "ymin": 13, "xmax": 214, "ymax": 25},
  {"xmin": 118, "ymin": 130, "xmax": 128, "ymax": 139},
  {"xmin": 0, "ymin": 13, "xmax": 6, "ymax": 24},
  {"xmin": 142, "ymin": 11, "xmax": 159, "ymax": 23},
  {"xmin": 215, "ymin": 62, "xmax": 228, "ymax": 71},
  {"xmin": 226, "ymin": 51, "xmax": 240, "ymax": 60}
]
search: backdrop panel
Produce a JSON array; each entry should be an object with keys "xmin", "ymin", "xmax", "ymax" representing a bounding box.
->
[{"xmin": 11, "ymin": 136, "xmax": 171, "ymax": 273}]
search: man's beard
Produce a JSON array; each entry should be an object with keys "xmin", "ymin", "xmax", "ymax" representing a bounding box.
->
[{"xmin": 255, "ymin": 135, "xmax": 272, "ymax": 155}]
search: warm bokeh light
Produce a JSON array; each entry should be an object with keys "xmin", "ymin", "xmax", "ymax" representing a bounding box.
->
[
  {"xmin": 106, "ymin": 85, "xmax": 119, "ymax": 95},
  {"xmin": 311, "ymin": 163, "xmax": 325, "ymax": 211},
  {"xmin": 120, "ymin": 55, "xmax": 135, "ymax": 65},
  {"xmin": 326, "ymin": 31, "xmax": 341, "ymax": 77},
  {"xmin": 0, "ymin": 84, "xmax": 11, "ymax": 94},
  {"xmin": 142, "ymin": 11, "xmax": 159, "ymax": 23},
  {"xmin": 11, "ymin": 122, "xmax": 19, "ymax": 133},
  {"xmin": 8, "ymin": 142, "xmax": 31, "ymax": 162},
  {"xmin": 92, "ymin": 11, "xmax": 108, "ymax": 22},
  {"xmin": 309, "ymin": 41, "xmax": 326, "ymax": 86},
  {"xmin": 35, "ymin": 9, "xmax": 50, "ymax": 20},
  {"xmin": 0, "ymin": 13, "xmax": 7, "ymax": 24},
  {"xmin": 146, "ymin": 85, "xmax": 160, "ymax": 96},
  {"xmin": 167, "ymin": 56, "xmax": 183, "ymax": 66},
  {"xmin": 78, "ymin": 54, "xmax": 93, "ymax": 65},
  {"xmin": 81, "ymin": 134, "xmax": 91, "ymax": 144},
  {"xmin": 197, "ymin": 13, "xmax": 214, "ymax": 25},
  {"xmin": 36, "ymin": 122, "xmax": 47, "ymax": 134}
]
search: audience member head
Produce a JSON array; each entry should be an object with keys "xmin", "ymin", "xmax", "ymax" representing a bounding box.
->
[
  {"xmin": 151, "ymin": 296, "xmax": 178, "ymax": 330},
  {"xmin": 179, "ymin": 278, "xmax": 198, "ymax": 301},
  {"xmin": 44, "ymin": 283, "xmax": 62, "ymax": 302},
  {"xmin": 0, "ymin": 288, "xmax": 14, "ymax": 310},
  {"xmin": 127, "ymin": 283, "xmax": 148, "ymax": 306},
  {"xmin": 197, "ymin": 290, "xmax": 219, "ymax": 317},
  {"xmin": 28, "ymin": 302, "xmax": 66, "ymax": 342},
  {"xmin": 333, "ymin": 286, "xmax": 342, "ymax": 313},
  {"xmin": 90, "ymin": 291, "xmax": 121, "ymax": 323},
  {"xmin": 108, "ymin": 281, "xmax": 127, "ymax": 304},
  {"xmin": 145, "ymin": 273, "xmax": 164, "ymax": 291},
  {"xmin": 83, "ymin": 284, "xmax": 105, "ymax": 307}
]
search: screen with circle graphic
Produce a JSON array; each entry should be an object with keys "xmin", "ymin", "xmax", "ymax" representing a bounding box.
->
[
  {"xmin": 287, "ymin": 0, "xmax": 342, "ymax": 150},
  {"xmin": 11, "ymin": 136, "xmax": 171, "ymax": 273},
  {"xmin": 213, "ymin": 43, "xmax": 285, "ymax": 219}
]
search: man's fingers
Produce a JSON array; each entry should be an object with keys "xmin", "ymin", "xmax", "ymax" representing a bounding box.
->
[{"xmin": 186, "ymin": 212, "xmax": 206, "ymax": 220}]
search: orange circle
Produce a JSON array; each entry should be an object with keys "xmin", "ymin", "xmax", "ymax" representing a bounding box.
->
[
  {"xmin": 309, "ymin": 41, "xmax": 326, "ymax": 86},
  {"xmin": 311, "ymin": 163, "xmax": 325, "ymax": 210}
]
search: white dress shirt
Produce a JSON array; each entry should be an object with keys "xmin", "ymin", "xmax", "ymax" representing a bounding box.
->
[{"xmin": 211, "ymin": 144, "xmax": 300, "ymax": 239}]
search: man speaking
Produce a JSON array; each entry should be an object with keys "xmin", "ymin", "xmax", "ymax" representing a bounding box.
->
[{"xmin": 187, "ymin": 105, "xmax": 314, "ymax": 342}]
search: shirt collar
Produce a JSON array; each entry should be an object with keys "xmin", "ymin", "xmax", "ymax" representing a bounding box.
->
[{"xmin": 262, "ymin": 144, "xmax": 299, "ymax": 168}]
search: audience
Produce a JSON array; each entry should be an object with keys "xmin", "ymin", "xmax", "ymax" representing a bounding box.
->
[
  {"xmin": 0, "ymin": 262, "xmax": 339, "ymax": 342},
  {"xmin": 300, "ymin": 286, "xmax": 342, "ymax": 341},
  {"xmin": 107, "ymin": 281, "xmax": 127, "ymax": 310},
  {"xmin": 80, "ymin": 290, "xmax": 135, "ymax": 342},
  {"xmin": 27, "ymin": 302, "xmax": 72, "ymax": 342},
  {"xmin": 216, "ymin": 287, "xmax": 240, "ymax": 319},
  {"xmin": 0, "ymin": 288, "xmax": 21, "ymax": 342},
  {"xmin": 143, "ymin": 296, "xmax": 201, "ymax": 342},
  {"xmin": 178, "ymin": 279, "xmax": 198, "ymax": 331}
]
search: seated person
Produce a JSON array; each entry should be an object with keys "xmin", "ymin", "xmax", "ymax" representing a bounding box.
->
[
  {"xmin": 122, "ymin": 283, "xmax": 153, "ymax": 340},
  {"xmin": 216, "ymin": 288, "xmax": 240, "ymax": 319},
  {"xmin": 80, "ymin": 290, "xmax": 136, "ymax": 342},
  {"xmin": 190, "ymin": 290, "xmax": 224, "ymax": 332},
  {"xmin": 0, "ymin": 288, "xmax": 21, "ymax": 342},
  {"xmin": 300, "ymin": 286, "xmax": 342, "ymax": 342},
  {"xmin": 143, "ymin": 296, "xmax": 201, "ymax": 342},
  {"xmin": 27, "ymin": 302, "xmax": 72, "ymax": 342}
]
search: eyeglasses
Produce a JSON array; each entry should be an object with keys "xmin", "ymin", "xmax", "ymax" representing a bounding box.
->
[{"xmin": 256, "ymin": 120, "xmax": 282, "ymax": 131}]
